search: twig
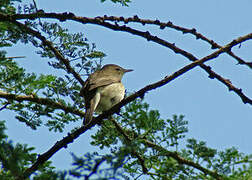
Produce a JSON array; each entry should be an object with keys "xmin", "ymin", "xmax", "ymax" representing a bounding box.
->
[{"xmin": 2, "ymin": 56, "xmax": 26, "ymax": 59}]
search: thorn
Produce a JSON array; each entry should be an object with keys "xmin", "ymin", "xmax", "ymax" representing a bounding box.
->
[
  {"xmin": 133, "ymin": 15, "xmax": 139, "ymax": 20},
  {"xmin": 160, "ymin": 24, "xmax": 165, "ymax": 29},
  {"xmin": 191, "ymin": 28, "xmax": 196, "ymax": 33},
  {"xmin": 196, "ymin": 34, "xmax": 201, "ymax": 40},
  {"xmin": 225, "ymin": 79, "xmax": 232, "ymax": 84},
  {"xmin": 68, "ymin": 12, "xmax": 75, "ymax": 17},
  {"xmin": 145, "ymin": 31, "xmax": 151, "ymax": 41},
  {"xmin": 167, "ymin": 21, "xmax": 173, "ymax": 26},
  {"xmin": 139, "ymin": 93, "xmax": 145, "ymax": 99},
  {"xmin": 208, "ymin": 73, "xmax": 215, "ymax": 79}
]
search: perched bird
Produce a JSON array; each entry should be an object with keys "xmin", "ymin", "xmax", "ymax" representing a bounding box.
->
[{"xmin": 80, "ymin": 64, "xmax": 133, "ymax": 125}]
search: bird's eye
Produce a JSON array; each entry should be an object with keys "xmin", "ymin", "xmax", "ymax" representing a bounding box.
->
[{"xmin": 115, "ymin": 68, "xmax": 121, "ymax": 71}]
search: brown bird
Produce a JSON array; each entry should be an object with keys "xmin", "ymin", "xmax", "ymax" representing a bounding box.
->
[{"xmin": 80, "ymin": 64, "xmax": 133, "ymax": 125}]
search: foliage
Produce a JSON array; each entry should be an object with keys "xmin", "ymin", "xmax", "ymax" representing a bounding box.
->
[
  {"xmin": 0, "ymin": 121, "xmax": 61, "ymax": 180},
  {"xmin": 0, "ymin": 0, "xmax": 251, "ymax": 180}
]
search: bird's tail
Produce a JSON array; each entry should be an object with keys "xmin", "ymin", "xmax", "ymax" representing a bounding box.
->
[
  {"xmin": 83, "ymin": 97, "xmax": 97, "ymax": 126},
  {"xmin": 84, "ymin": 107, "xmax": 93, "ymax": 125}
]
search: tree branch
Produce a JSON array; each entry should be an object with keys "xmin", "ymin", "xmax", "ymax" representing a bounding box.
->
[
  {"xmin": 97, "ymin": 15, "xmax": 252, "ymax": 69},
  {"xmin": 3, "ymin": 12, "xmax": 251, "ymax": 105},
  {"xmin": 16, "ymin": 35, "xmax": 252, "ymax": 179},
  {"xmin": 0, "ymin": 91, "xmax": 85, "ymax": 117}
]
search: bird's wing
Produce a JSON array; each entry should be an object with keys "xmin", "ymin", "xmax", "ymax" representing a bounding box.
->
[
  {"xmin": 88, "ymin": 77, "xmax": 119, "ymax": 91},
  {"xmin": 84, "ymin": 71, "xmax": 120, "ymax": 91}
]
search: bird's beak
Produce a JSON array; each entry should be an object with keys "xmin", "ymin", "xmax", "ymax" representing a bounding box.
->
[{"xmin": 124, "ymin": 69, "xmax": 133, "ymax": 73}]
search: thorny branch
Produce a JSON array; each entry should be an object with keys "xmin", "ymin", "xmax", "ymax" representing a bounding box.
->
[
  {"xmin": 14, "ymin": 33, "xmax": 252, "ymax": 179},
  {"xmin": 97, "ymin": 15, "xmax": 252, "ymax": 69},
  {"xmin": 2, "ymin": 12, "xmax": 251, "ymax": 105}
]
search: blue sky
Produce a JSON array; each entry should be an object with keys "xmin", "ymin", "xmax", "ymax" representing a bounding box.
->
[{"xmin": 3, "ymin": 0, "xmax": 252, "ymax": 172}]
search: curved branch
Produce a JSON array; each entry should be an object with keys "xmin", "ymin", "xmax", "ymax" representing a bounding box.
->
[
  {"xmin": 97, "ymin": 15, "xmax": 252, "ymax": 69},
  {"xmin": 0, "ymin": 91, "xmax": 85, "ymax": 117},
  {"xmin": 16, "ymin": 35, "xmax": 252, "ymax": 179},
  {"xmin": 2, "ymin": 12, "xmax": 251, "ymax": 105}
]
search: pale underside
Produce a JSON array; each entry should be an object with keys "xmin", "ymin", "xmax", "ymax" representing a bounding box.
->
[{"xmin": 93, "ymin": 82, "xmax": 125, "ymax": 113}]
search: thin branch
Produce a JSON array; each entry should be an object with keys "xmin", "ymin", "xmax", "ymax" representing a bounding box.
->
[
  {"xmin": 110, "ymin": 118, "xmax": 223, "ymax": 180},
  {"xmin": 4, "ymin": 12, "xmax": 251, "ymax": 105},
  {"xmin": 97, "ymin": 15, "xmax": 252, "ymax": 69},
  {"xmin": 16, "ymin": 35, "xmax": 252, "ymax": 179},
  {"xmin": 0, "ymin": 91, "xmax": 85, "ymax": 117},
  {"xmin": 2, "ymin": 56, "xmax": 26, "ymax": 59}
]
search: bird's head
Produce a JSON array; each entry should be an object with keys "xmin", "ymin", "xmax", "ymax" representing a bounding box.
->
[{"xmin": 101, "ymin": 64, "xmax": 133, "ymax": 80}]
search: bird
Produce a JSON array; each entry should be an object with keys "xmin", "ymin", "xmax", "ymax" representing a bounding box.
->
[{"xmin": 80, "ymin": 64, "xmax": 133, "ymax": 125}]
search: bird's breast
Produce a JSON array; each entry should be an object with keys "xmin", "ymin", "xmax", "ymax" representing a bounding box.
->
[{"xmin": 95, "ymin": 82, "xmax": 125, "ymax": 113}]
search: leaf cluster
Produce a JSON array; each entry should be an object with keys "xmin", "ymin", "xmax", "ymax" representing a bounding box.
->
[{"xmin": 0, "ymin": 121, "xmax": 61, "ymax": 180}]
